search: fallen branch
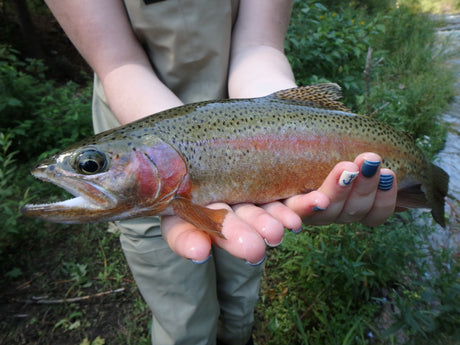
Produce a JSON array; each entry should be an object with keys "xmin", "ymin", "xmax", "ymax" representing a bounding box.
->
[
  {"xmin": 15, "ymin": 272, "xmax": 46, "ymax": 290},
  {"xmin": 14, "ymin": 288, "xmax": 125, "ymax": 304}
]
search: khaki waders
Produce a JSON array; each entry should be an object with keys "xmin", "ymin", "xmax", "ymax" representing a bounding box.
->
[{"xmin": 92, "ymin": 1, "xmax": 262, "ymax": 344}]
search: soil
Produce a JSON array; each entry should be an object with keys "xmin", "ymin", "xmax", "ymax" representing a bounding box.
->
[{"xmin": 0, "ymin": 224, "xmax": 151, "ymax": 345}]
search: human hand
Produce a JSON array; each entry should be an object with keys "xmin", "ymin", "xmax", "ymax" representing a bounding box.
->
[
  {"xmin": 161, "ymin": 152, "xmax": 397, "ymax": 264},
  {"xmin": 284, "ymin": 152, "xmax": 398, "ymax": 227}
]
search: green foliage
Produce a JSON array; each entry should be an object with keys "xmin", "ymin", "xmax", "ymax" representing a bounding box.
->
[
  {"xmin": 383, "ymin": 234, "xmax": 460, "ymax": 345},
  {"xmin": 260, "ymin": 221, "xmax": 414, "ymax": 344},
  {"xmin": 321, "ymin": 0, "xmax": 396, "ymax": 13},
  {"xmin": 286, "ymin": 1, "xmax": 386, "ymax": 107},
  {"xmin": 0, "ymin": 46, "xmax": 49, "ymax": 126},
  {"xmin": 0, "ymin": 45, "xmax": 93, "ymax": 161},
  {"xmin": 259, "ymin": 219, "xmax": 460, "ymax": 344},
  {"xmin": 0, "ymin": 132, "xmax": 33, "ymax": 253},
  {"xmin": 364, "ymin": 7, "xmax": 456, "ymax": 156}
]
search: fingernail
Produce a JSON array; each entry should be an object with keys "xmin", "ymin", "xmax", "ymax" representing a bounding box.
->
[
  {"xmin": 313, "ymin": 205, "xmax": 327, "ymax": 211},
  {"xmin": 264, "ymin": 238, "xmax": 283, "ymax": 248},
  {"xmin": 339, "ymin": 170, "xmax": 359, "ymax": 187},
  {"xmin": 290, "ymin": 227, "xmax": 302, "ymax": 234},
  {"xmin": 361, "ymin": 160, "xmax": 381, "ymax": 178},
  {"xmin": 189, "ymin": 253, "xmax": 212, "ymax": 265},
  {"xmin": 378, "ymin": 174, "xmax": 394, "ymax": 191},
  {"xmin": 246, "ymin": 253, "xmax": 267, "ymax": 266}
]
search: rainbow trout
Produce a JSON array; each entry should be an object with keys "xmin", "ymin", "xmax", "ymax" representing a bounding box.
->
[{"xmin": 22, "ymin": 84, "xmax": 449, "ymax": 233}]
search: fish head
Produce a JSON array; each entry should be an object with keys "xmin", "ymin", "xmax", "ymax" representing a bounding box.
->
[{"xmin": 22, "ymin": 134, "xmax": 188, "ymax": 223}]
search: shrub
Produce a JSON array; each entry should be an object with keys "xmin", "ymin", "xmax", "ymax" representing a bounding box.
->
[
  {"xmin": 0, "ymin": 45, "xmax": 93, "ymax": 162},
  {"xmin": 286, "ymin": 1, "xmax": 386, "ymax": 107},
  {"xmin": 365, "ymin": 6, "xmax": 456, "ymax": 156}
]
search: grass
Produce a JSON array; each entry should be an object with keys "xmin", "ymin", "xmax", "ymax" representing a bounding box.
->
[
  {"xmin": 1, "ymin": 1, "xmax": 459, "ymax": 344},
  {"xmin": 254, "ymin": 215, "xmax": 460, "ymax": 345}
]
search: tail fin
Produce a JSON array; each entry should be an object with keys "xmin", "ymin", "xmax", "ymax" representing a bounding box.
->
[
  {"xmin": 396, "ymin": 163, "xmax": 449, "ymax": 227},
  {"xmin": 429, "ymin": 163, "xmax": 449, "ymax": 227}
]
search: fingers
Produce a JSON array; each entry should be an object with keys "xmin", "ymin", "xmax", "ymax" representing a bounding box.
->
[
  {"xmin": 161, "ymin": 202, "xmax": 287, "ymax": 265},
  {"xmin": 344, "ymin": 154, "xmax": 397, "ymax": 226},
  {"xmin": 209, "ymin": 203, "xmax": 267, "ymax": 264},
  {"xmin": 231, "ymin": 203, "xmax": 285, "ymax": 247},
  {"xmin": 293, "ymin": 153, "xmax": 398, "ymax": 226},
  {"xmin": 161, "ymin": 214, "xmax": 213, "ymax": 263},
  {"xmin": 360, "ymin": 168, "xmax": 397, "ymax": 227},
  {"xmin": 282, "ymin": 190, "xmax": 330, "ymax": 221}
]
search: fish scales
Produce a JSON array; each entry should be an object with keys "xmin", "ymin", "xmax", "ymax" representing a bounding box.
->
[
  {"xmin": 21, "ymin": 84, "xmax": 449, "ymax": 233},
  {"xmin": 142, "ymin": 100, "xmax": 424, "ymax": 205}
]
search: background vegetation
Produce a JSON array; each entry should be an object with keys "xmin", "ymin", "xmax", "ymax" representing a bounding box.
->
[{"xmin": 1, "ymin": 0, "xmax": 459, "ymax": 344}]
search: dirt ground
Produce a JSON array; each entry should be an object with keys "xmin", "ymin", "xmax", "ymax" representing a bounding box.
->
[{"xmin": 0, "ymin": 223, "xmax": 152, "ymax": 345}]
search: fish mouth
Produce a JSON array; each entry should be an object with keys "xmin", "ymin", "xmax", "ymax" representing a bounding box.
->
[{"xmin": 21, "ymin": 168, "xmax": 118, "ymax": 223}]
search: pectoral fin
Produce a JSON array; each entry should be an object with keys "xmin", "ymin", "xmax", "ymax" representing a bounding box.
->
[{"xmin": 171, "ymin": 197, "xmax": 228, "ymax": 238}]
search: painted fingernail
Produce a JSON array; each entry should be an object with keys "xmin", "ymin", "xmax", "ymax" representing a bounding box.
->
[
  {"xmin": 361, "ymin": 160, "xmax": 381, "ymax": 178},
  {"xmin": 189, "ymin": 253, "xmax": 212, "ymax": 265},
  {"xmin": 290, "ymin": 227, "xmax": 302, "ymax": 234},
  {"xmin": 313, "ymin": 205, "xmax": 327, "ymax": 212},
  {"xmin": 339, "ymin": 170, "xmax": 359, "ymax": 187},
  {"xmin": 246, "ymin": 253, "xmax": 267, "ymax": 266},
  {"xmin": 378, "ymin": 174, "xmax": 394, "ymax": 191},
  {"xmin": 264, "ymin": 238, "xmax": 283, "ymax": 248}
]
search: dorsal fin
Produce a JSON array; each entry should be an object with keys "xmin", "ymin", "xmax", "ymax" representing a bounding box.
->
[{"xmin": 270, "ymin": 83, "xmax": 351, "ymax": 112}]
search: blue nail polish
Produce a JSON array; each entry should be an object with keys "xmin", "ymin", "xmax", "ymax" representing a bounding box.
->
[
  {"xmin": 246, "ymin": 253, "xmax": 267, "ymax": 266},
  {"xmin": 189, "ymin": 253, "xmax": 212, "ymax": 265},
  {"xmin": 378, "ymin": 174, "xmax": 394, "ymax": 191},
  {"xmin": 361, "ymin": 160, "xmax": 381, "ymax": 178},
  {"xmin": 290, "ymin": 227, "xmax": 302, "ymax": 234},
  {"xmin": 313, "ymin": 206, "xmax": 327, "ymax": 212}
]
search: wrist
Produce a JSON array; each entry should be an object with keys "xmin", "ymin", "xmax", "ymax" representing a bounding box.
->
[
  {"xmin": 228, "ymin": 45, "xmax": 296, "ymax": 99},
  {"xmin": 101, "ymin": 64, "xmax": 183, "ymax": 125}
]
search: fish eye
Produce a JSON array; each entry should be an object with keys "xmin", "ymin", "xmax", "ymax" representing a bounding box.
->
[{"xmin": 74, "ymin": 149, "xmax": 108, "ymax": 175}]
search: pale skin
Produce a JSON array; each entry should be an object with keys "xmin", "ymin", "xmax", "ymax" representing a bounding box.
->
[{"xmin": 45, "ymin": 0, "xmax": 397, "ymax": 264}]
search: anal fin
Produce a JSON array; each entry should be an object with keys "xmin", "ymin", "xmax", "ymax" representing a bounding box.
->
[
  {"xmin": 171, "ymin": 197, "xmax": 228, "ymax": 239},
  {"xmin": 396, "ymin": 184, "xmax": 429, "ymax": 209}
]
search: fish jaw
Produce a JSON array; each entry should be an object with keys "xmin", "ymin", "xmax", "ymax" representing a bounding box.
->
[{"xmin": 21, "ymin": 164, "xmax": 119, "ymax": 223}]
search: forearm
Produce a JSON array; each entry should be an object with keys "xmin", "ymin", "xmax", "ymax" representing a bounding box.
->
[
  {"xmin": 45, "ymin": 0, "xmax": 182, "ymax": 124},
  {"xmin": 228, "ymin": 0, "xmax": 296, "ymax": 99}
]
